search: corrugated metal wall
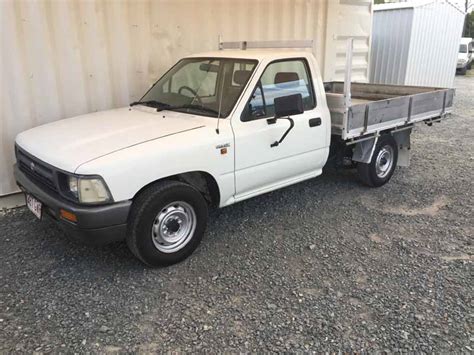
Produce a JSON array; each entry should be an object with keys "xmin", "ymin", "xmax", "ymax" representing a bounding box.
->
[
  {"xmin": 0, "ymin": 0, "xmax": 372, "ymax": 196},
  {"xmin": 370, "ymin": 8, "xmax": 414, "ymax": 85},
  {"xmin": 405, "ymin": 1, "xmax": 464, "ymax": 87},
  {"xmin": 370, "ymin": 0, "xmax": 464, "ymax": 88}
]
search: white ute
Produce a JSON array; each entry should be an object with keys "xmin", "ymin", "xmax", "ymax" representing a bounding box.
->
[
  {"xmin": 14, "ymin": 40, "xmax": 455, "ymax": 266},
  {"xmin": 457, "ymin": 37, "xmax": 473, "ymax": 75}
]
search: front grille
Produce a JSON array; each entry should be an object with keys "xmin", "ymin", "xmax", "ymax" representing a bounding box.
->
[{"xmin": 17, "ymin": 148, "xmax": 58, "ymax": 192}]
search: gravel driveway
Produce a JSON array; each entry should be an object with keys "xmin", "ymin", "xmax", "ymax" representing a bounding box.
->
[{"xmin": 1, "ymin": 75, "xmax": 472, "ymax": 353}]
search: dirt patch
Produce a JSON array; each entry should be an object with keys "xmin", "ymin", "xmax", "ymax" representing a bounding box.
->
[
  {"xmin": 384, "ymin": 196, "xmax": 449, "ymax": 217},
  {"xmin": 369, "ymin": 233, "xmax": 384, "ymax": 243},
  {"xmin": 355, "ymin": 273, "xmax": 368, "ymax": 285},
  {"xmin": 300, "ymin": 287, "xmax": 324, "ymax": 297},
  {"xmin": 103, "ymin": 345, "xmax": 122, "ymax": 354},
  {"xmin": 440, "ymin": 254, "xmax": 473, "ymax": 262},
  {"xmin": 136, "ymin": 342, "xmax": 162, "ymax": 353}
]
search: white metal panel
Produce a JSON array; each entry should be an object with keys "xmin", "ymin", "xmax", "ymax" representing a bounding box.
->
[
  {"xmin": 370, "ymin": 0, "xmax": 464, "ymax": 88},
  {"xmin": 405, "ymin": 1, "xmax": 464, "ymax": 87},
  {"xmin": 0, "ymin": 0, "xmax": 372, "ymax": 196},
  {"xmin": 370, "ymin": 8, "xmax": 414, "ymax": 85},
  {"xmin": 324, "ymin": 0, "xmax": 373, "ymax": 83}
]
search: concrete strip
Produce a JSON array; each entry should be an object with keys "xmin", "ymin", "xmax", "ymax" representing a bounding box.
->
[{"xmin": 0, "ymin": 192, "xmax": 25, "ymax": 210}]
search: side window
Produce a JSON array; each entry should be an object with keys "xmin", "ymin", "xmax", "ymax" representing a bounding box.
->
[
  {"xmin": 246, "ymin": 59, "xmax": 316, "ymax": 120},
  {"xmin": 249, "ymin": 84, "xmax": 266, "ymax": 118}
]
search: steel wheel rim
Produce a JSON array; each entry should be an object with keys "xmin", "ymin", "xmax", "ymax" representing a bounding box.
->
[
  {"xmin": 152, "ymin": 201, "xmax": 196, "ymax": 253},
  {"xmin": 375, "ymin": 145, "xmax": 394, "ymax": 179}
]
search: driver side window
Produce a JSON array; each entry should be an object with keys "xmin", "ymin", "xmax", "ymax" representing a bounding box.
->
[{"xmin": 245, "ymin": 59, "xmax": 316, "ymax": 121}]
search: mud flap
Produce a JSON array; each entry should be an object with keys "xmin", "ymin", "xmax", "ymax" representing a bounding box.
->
[
  {"xmin": 392, "ymin": 129, "xmax": 411, "ymax": 167},
  {"xmin": 352, "ymin": 136, "xmax": 379, "ymax": 164}
]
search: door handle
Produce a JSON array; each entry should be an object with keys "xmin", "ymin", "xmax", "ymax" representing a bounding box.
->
[{"xmin": 309, "ymin": 117, "xmax": 321, "ymax": 127}]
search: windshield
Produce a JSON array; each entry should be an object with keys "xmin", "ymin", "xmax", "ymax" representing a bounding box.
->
[
  {"xmin": 459, "ymin": 44, "xmax": 467, "ymax": 53},
  {"xmin": 139, "ymin": 58, "xmax": 257, "ymax": 117}
]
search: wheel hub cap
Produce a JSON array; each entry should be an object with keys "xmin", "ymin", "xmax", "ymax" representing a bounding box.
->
[
  {"xmin": 152, "ymin": 201, "xmax": 196, "ymax": 253},
  {"xmin": 375, "ymin": 145, "xmax": 394, "ymax": 179}
]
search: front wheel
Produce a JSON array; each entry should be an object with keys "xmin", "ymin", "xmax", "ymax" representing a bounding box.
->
[
  {"xmin": 127, "ymin": 180, "xmax": 208, "ymax": 267},
  {"xmin": 357, "ymin": 135, "xmax": 398, "ymax": 187}
]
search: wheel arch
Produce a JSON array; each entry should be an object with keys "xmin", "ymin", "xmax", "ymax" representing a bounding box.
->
[{"xmin": 131, "ymin": 171, "xmax": 221, "ymax": 208}]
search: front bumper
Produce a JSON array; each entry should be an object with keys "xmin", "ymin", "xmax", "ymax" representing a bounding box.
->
[
  {"xmin": 456, "ymin": 60, "xmax": 472, "ymax": 70},
  {"xmin": 14, "ymin": 164, "xmax": 131, "ymax": 245}
]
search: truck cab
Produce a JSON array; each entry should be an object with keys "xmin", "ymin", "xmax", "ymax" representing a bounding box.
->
[{"xmin": 14, "ymin": 40, "xmax": 454, "ymax": 266}]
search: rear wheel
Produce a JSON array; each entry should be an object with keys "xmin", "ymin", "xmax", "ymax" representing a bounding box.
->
[
  {"xmin": 357, "ymin": 135, "xmax": 398, "ymax": 187},
  {"xmin": 127, "ymin": 180, "xmax": 208, "ymax": 267}
]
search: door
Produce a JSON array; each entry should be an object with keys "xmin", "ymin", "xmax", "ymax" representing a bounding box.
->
[{"xmin": 233, "ymin": 58, "xmax": 329, "ymax": 200}]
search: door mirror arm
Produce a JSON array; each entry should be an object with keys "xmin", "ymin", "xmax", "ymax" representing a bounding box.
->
[
  {"xmin": 267, "ymin": 93, "xmax": 302, "ymax": 147},
  {"xmin": 268, "ymin": 116, "xmax": 295, "ymax": 147}
]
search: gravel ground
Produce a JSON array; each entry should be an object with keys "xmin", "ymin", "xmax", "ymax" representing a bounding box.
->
[{"xmin": 1, "ymin": 75, "xmax": 473, "ymax": 353}]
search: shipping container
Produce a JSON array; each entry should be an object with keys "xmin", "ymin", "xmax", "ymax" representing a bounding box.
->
[
  {"xmin": 370, "ymin": 0, "xmax": 464, "ymax": 88},
  {"xmin": 0, "ymin": 0, "xmax": 373, "ymax": 197}
]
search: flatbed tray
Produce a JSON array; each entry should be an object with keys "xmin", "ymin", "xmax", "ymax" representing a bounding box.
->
[{"xmin": 325, "ymin": 82, "xmax": 455, "ymax": 141}]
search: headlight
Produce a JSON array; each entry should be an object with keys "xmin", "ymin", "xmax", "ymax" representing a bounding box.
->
[{"xmin": 67, "ymin": 176, "xmax": 112, "ymax": 203}]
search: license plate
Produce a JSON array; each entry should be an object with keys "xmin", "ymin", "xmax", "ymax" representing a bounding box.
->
[{"xmin": 26, "ymin": 194, "xmax": 42, "ymax": 220}]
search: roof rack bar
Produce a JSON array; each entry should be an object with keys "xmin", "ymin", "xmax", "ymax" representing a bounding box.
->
[{"xmin": 218, "ymin": 39, "xmax": 314, "ymax": 50}]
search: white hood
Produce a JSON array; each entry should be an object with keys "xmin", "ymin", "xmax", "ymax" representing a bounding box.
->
[{"xmin": 15, "ymin": 107, "xmax": 207, "ymax": 172}]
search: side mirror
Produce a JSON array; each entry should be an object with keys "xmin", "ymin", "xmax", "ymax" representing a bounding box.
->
[
  {"xmin": 274, "ymin": 93, "xmax": 304, "ymax": 118},
  {"xmin": 267, "ymin": 94, "xmax": 303, "ymax": 148}
]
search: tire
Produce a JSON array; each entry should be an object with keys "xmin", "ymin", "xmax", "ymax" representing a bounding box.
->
[
  {"xmin": 126, "ymin": 180, "xmax": 208, "ymax": 267},
  {"xmin": 459, "ymin": 66, "xmax": 467, "ymax": 75},
  {"xmin": 467, "ymin": 61, "xmax": 472, "ymax": 70},
  {"xmin": 357, "ymin": 134, "xmax": 398, "ymax": 187}
]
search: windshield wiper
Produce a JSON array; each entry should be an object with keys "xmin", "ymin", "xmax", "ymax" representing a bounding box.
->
[
  {"xmin": 160, "ymin": 104, "xmax": 219, "ymax": 117},
  {"xmin": 130, "ymin": 100, "xmax": 170, "ymax": 109}
]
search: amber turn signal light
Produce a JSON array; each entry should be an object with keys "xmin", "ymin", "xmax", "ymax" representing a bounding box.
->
[{"xmin": 60, "ymin": 209, "xmax": 78, "ymax": 223}]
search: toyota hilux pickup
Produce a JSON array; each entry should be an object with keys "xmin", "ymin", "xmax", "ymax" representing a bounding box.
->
[{"xmin": 14, "ymin": 40, "xmax": 455, "ymax": 266}]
